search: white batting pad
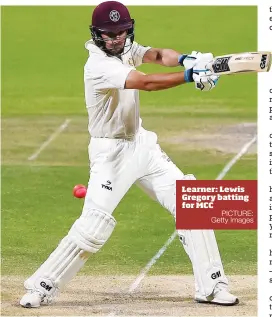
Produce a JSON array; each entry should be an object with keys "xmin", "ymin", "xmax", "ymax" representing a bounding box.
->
[
  {"xmin": 178, "ymin": 229, "xmax": 228, "ymax": 297},
  {"xmin": 68, "ymin": 209, "xmax": 116, "ymax": 253},
  {"xmin": 24, "ymin": 209, "xmax": 116, "ymax": 300},
  {"xmin": 24, "ymin": 236, "xmax": 89, "ymax": 301}
]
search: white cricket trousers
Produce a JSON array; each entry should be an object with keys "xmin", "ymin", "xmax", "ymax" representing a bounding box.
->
[
  {"xmin": 82, "ymin": 127, "xmax": 184, "ymax": 218},
  {"xmin": 82, "ymin": 128, "xmax": 229, "ymax": 299},
  {"xmin": 22, "ymin": 127, "xmax": 227, "ymax": 301}
]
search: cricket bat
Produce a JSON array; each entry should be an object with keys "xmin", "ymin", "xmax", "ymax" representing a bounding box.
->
[{"xmin": 208, "ymin": 51, "xmax": 272, "ymax": 75}]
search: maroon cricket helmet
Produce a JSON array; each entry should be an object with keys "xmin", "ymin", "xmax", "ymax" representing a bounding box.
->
[
  {"xmin": 89, "ymin": 1, "xmax": 135, "ymax": 55},
  {"xmin": 92, "ymin": 1, "xmax": 134, "ymax": 32}
]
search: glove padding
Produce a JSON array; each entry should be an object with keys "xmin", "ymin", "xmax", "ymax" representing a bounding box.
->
[
  {"xmin": 182, "ymin": 51, "xmax": 219, "ymax": 91},
  {"xmin": 192, "ymin": 53, "xmax": 219, "ymax": 91},
  {"xmin": 182, "ymin": 51, "xmax": 203, "ymax": 69},
  {"xmin": 193, "ymin": 73, "xmax": 219, "ymax": 92}
]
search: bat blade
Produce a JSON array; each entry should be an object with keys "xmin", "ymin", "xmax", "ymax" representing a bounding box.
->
[{"xmin": 208, "ymin": 51, "xmax": 272, "ymax": 75}]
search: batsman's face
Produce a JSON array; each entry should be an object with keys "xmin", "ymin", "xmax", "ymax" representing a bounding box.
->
[{"xmin": 101, "ymin": 30, "xmax": 128, "ymax": 55}]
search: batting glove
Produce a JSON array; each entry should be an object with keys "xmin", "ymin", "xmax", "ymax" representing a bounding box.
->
[
  {"xmin": 178, "ymin": 51, "xmax": 204, "ymax": 69},
  {"xmin": 183, "ymin": 53, "xmax": 219, "ymax": 91},
  {"xmin": 194, "ymin": 75, "xmax": 219, "ymax": 91},
  {"xmin": 193, "ymin": 53, "xmax": 219, "ymax": 91}
]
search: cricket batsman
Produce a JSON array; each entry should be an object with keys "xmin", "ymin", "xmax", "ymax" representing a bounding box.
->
[{"xmin": 20, "ymin": 1, "xmax": 239, "ymax": 308}]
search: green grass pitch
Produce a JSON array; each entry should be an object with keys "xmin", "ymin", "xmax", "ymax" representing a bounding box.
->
[{"xmin": 2, "ymin": 6, "xmax": 257, "ymax": 277}]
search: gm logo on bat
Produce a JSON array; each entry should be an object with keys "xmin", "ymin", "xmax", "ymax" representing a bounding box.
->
[
  {"xmin": 212, "ymin": 56, "xmax": 231, "ymax": 73},
  {"xmin": 260, "ymin": 54, "xmax": 267, "ymax": 69}
]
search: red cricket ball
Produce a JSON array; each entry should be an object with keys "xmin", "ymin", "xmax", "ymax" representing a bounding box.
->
[{"xmin": 73, "ymin": 184, "xmax": 87, "ymax": 198}]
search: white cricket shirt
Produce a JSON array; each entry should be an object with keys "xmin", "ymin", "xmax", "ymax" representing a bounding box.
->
[{"xmin": 84, "ymin": 40, "xmax": 151, "ymax": 139}]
